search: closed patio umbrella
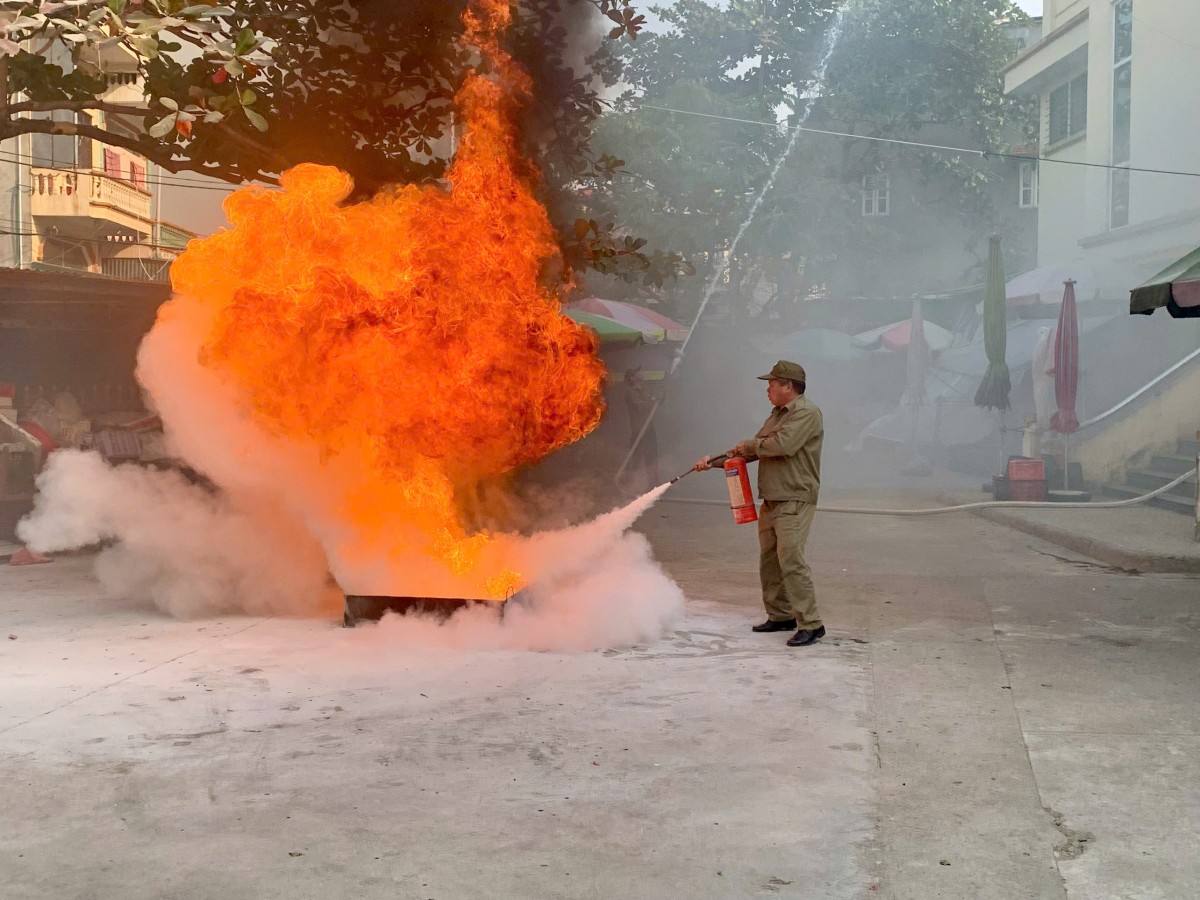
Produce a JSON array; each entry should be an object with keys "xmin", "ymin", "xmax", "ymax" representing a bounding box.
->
[
  {"xmin": 1051, "ymin": 280, "xmax": 1080, "ymax": 491},
  {"xmin": 973, "ymin": 236, "xmax": 1010, "ymax": 410},
  {"xmin": 902, "ymin": 299, "xmax": 930, "ymax": 408},
  {"xmin": 1050, "ymin": 280, "xmax": 1080, "ymax": 435},
  {"xmin": 901, "ymin": 299, "xmax": 932, "ymax": 476}
]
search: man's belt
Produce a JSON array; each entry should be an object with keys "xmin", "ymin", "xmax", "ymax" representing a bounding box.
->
[{"xmin": 761, "ymin": 491, "xmax": 818, "ymax": 505}]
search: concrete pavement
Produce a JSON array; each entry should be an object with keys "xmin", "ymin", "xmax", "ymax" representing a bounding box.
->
[
  {"xmin": 2, "ymin": 482, "xmax": 1199, "ymax": 898},
  {"xmin": 947, "ymin": 494, "xmax": 1200, "ymax": 574}
]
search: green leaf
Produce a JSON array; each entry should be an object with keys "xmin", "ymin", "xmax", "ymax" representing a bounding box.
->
[
  {"xmin": 239, "ymin": 89, "xmax": 256, "ymax": 106},
  {"xmin": 243, "ymin": 107, "xmax": 268, "ymax": 132},
  {"xmin": 234, "ymin": 26, "xmax": 257, "ymax": 56},
  {"xmin": 158, "ymin": 96, "xmax": 178, "ymax": 110},
  {"xmin": 148, "ymin": 113, "xmax": 177, "ymax": 138},
  {"xmin": 130, "ymin": 35, "xmax": 159, "ymax": 59}
]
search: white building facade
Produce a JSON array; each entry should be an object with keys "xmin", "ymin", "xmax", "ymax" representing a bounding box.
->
[
  {"xmin": 0, "ymin": 40, "xmax": 193, "ymax": 280},
  {"xmin": 1004, "ymin": 0, "xmax": 1200, "ymax": 294}
]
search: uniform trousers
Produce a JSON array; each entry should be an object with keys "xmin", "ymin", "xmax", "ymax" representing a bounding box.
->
[{"xmin": 757, "ymin": 498, "xmax": 820, "ymax": 628}]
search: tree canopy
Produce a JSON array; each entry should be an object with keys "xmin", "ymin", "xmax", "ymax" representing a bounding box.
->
[
  {"xmin": 590, "ymin": 0, "xmax": 1035, "ymax": 312},
  {"xmin": 0, "ymin": 0, "xmax": 646, "ymax": 187},
  {"xmin": 0, "ymin": 0, "xmax": 692, "ymax": 279}
]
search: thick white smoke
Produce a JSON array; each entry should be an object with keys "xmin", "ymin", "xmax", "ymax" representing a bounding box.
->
[
  {"xmin": 17, "ymin": 449, "xmax": 337, "ymax": 619},
  {"xmin": 17, "ymin": 296, "xmax": 684, "ymax": 649},
  {"xmin": 363, "ymin": 485, "xmax": 684, "ymax": 651}
]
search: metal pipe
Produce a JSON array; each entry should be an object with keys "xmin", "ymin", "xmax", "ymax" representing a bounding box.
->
[
  {"xmin": 1078, "ymin": 346, "xmax": 1200, "ymax": 431},
  {"xmin": 1194, "ymin": 430, "xmax": 1199, "ymax": 542}
]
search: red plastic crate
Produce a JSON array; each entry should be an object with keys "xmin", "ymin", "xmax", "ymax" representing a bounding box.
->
[
  {"xmin": 1007, "ymin": 457, "xmax": 1045, "ymax": 481},
  {"xmin": 1008, "ymin": 479, "xmax": 1046, "ymax": 502}
]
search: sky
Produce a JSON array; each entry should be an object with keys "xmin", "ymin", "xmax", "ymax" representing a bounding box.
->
[{"xmin": 160, "ymin": 0, "xmax": 1047, "ymax": 236}]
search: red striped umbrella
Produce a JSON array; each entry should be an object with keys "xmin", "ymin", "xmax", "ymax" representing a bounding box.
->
[
  {"xmin": 571, "ymin": 297, "xmax": 689, "ymax": 342},
  {"xmin": 1050, "ymin": 280, "xmax": 1079, "ymax": 434}
]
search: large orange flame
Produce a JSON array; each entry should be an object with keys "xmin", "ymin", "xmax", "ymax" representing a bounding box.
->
[{"xmin": 168, "ymin": 0, "xmax": 605, "ymax": 596}]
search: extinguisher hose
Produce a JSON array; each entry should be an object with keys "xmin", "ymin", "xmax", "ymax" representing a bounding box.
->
[{"xmin": 668, "ymin": 452, "xmax": 730, "ymax": 484}]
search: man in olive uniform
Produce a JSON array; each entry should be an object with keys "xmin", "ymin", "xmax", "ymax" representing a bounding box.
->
[{"xmin": 696, "ymin": 360, "xmax": 825, "ymax": 647}]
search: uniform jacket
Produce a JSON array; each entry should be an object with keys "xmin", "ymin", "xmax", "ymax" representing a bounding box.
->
[{"xmin": 739, "ymin": 395, "xmax": 823, "ymax": 502}]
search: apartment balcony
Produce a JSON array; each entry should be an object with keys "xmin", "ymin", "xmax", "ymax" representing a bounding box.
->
[
  {"xmin": 100, "ymin": 256, "xmax": 172, "ymax": 283},
  {"xmin": 30, "ymin": 168, "xmax": 152, "ymax": 236}
]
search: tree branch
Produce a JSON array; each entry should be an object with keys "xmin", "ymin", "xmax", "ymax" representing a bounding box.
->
[
  {"xmin": 0, "ymin": 116, "xmax": 277, "ymax": 186},
  {"xmin": 213, "ymin": 119, "xmax": 290, "ymax": 174},
  {"xmin": 163, "ymin": 25, "xmax": 210, "ymax": 50},
  {"xmin": 7, "ymin": 99, "xmax": 157, "ymax": 117},
  {"xmin": 7, "ymin": 104, "xmax": 290, "ymax": 178}
]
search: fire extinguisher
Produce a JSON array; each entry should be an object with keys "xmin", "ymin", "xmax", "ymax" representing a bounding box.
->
[{"xmin": 724, "ymin": 456, "xmax": 758, "ymax": 525}]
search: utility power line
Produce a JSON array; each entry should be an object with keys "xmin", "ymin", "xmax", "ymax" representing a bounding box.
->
[
  {"xmin": 0, "ymin": 145, "xmax": 247, "ymax": 192},
  {"xmin": 636, "ymin": 103, "xmax": 1200, "ymax": 179},
  {"xmin": 0, "ymin": 228, "xmax": 188, "ymax": 254}
]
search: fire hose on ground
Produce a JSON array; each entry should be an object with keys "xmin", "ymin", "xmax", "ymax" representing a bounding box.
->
[{"xmin": 667, "ymin": 455, "xmax": 1198, "ymax": 518}]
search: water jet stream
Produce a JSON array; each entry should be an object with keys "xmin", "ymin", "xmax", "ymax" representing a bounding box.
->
[{"xmin": 617, "ymin": 1, "xmax": 853, "ymax": 480}]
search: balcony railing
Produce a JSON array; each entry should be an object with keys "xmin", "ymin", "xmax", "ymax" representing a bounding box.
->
[
  {"xmin": 100, "ymin": 256, "xmax": 172, "ymax": 283},
  {"xmin": 89, "ymin": 172, "xmax": 152, "ymax": 220},
  {"xmin": 31, "ymin": 168, "xmax": 80, "ymax": 199},
  {"xmin": 30, "ymin": 167, "xmax": 152, "ymax": 223}
]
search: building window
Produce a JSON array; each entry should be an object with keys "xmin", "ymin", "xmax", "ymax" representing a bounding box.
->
[
  {"xmin": 103, "ymin": 148, "xmax": 121, "ymax": 179},
  {"xmin": 129, "ymin": 161, "xmax": 146, "ymax": 189},
  {"xmin": 1019, "ymin": 161, "xmax": 1038, "ymax": 208},
  {"xmin": 861, "ymin": 173, "xmax": 889, "ymax": 217},
  {"xmin": 1110, "ymin": 0, "xmax": 1133, "ymax": 228},
  {"xmin": 1048, "ymin": 73, "xmax": 1087, "ymax": 145}
]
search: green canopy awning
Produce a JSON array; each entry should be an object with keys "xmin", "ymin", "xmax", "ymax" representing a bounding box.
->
[
  {"xmin": 1130, "ymin": 245, "xmax": 1200, "ymax": 317},
  {"xmin": 564, "ymin": 308, "xmax": 645, "ymax": 346}
]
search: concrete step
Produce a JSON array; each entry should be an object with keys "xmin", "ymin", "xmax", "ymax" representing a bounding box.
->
[
  {"xmin": 1126, "ymin": 469, "xmax": 1196, "ymax": 499},
  {"xmin": 1103, "ymin": 482, "xmax": 1195, "ymax": 515},
  {"xmin": 1150, "ymin": 454, "xmax": 1196, "ymax": 476}
]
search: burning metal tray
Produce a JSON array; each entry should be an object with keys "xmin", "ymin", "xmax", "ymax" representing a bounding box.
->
[{"xmin": 342, "ymin": 592, "xmax": 524, "ymax": 627}]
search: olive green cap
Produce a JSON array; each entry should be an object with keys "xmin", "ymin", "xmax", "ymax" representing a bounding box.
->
[{"xmin": 757, "ymin": 360, "xmax": 807, "ymax": 383}]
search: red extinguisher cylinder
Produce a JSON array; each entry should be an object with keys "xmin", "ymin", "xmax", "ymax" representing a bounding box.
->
[{"xmin": 723, "ymin": 457, "xmax": 758, "ymax": 525}]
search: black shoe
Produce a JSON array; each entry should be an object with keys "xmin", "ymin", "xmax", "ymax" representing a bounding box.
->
[
  {"xmin": 752, "ymin": 618, "xmax": 797, "ymax": 633},
  {"xmin": 787, "ymin": 626, "xmax": 826, "ymax": 647}
]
